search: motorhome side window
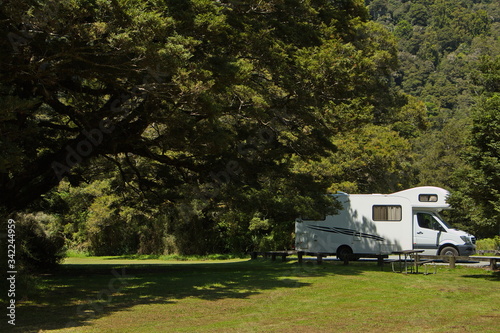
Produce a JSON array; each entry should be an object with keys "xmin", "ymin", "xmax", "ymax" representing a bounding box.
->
[
  {"xmin": 372, "ymin": 205, "xmax": 402, "ymax": 221},
  {"xmin": 419, "ymin": 194, "xmax": 438, "ymax": 202}
]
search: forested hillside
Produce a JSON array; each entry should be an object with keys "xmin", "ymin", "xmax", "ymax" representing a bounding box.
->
[
  {"xmin": 366, "ymin": 0, "xmax": 500, "ymax": 237},
  {"xmin": 0, "ymin": 0, "xmax": 498, "ymax": 262}
]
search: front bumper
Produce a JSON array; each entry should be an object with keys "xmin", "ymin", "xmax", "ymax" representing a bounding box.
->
[{"xmin": 457, "ymin": 244, "xmax": 476, "ymax": 256}]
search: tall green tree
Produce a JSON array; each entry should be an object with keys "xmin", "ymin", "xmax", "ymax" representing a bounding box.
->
[
  {"xmin": 0, "ymin": 0, "xmax": 373, "ymax": 209},
  {"xmin": 1, "ymin": 0, "xmax": 403, "ymax": 253},
  {"xmin": 449, "ymin": 56, "xmax": 500, "ymax": 237}
]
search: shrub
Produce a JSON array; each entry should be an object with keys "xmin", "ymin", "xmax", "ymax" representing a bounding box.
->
[
  {"xmin": 0, "ymin": 212, "xmax": 66, "ymax": 301},
  {"xmin": 476, "ymin": 236, "xmax": 500, "ymax": 252},
  {"xmin": 15, "ymin": 212, "xmax": 66, "ymax": 271}
]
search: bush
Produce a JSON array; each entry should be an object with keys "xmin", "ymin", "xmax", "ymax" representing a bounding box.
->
[
  {"xmin": 0, "ymin": 212, "xmax": 66, "ymax": 302},
  {"xmin": 476, "ymin": 236, "xmax": 500, "ymax": 253},
  {"xmin": 15, "ymin": 212, "xmax": 66, "ymax": 271}
]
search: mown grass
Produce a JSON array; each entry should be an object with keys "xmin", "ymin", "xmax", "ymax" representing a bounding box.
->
[{"xmin": 10, "ymin": 257, "xmax": 500, "ymax": 332}]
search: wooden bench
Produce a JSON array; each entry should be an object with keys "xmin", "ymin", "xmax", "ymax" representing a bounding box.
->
[
  {"xmin": 417, "ymin": 255, "xmax": 472, "ymax": 269},
  {"xmin": 296, "ymin": 251, "xmax": 331, "ymax": 264},
  {"xmin": 252, "ymin": 251, "xmax": 388, "ymax": 266},
  {"xmin": 250, "ymin": 251, "xmax": 328, "ymax": 264},
  {"xmin": 416, "ymin": 259, "xmax": 437, "ymax": 274},
  {"xmin": 297, "ymin": 252, "xmax": 388, "ymax": 266},
  {"xmin": 386, "ymin": 259, "xmax": 406, "ymax": 273},
  {"xmin": 469, "ymin": 256, "xmax": 500, "ymax": 270},
  {"xmin": 250, "ymin": 251, "xmax": 296, "ymax": 262}
]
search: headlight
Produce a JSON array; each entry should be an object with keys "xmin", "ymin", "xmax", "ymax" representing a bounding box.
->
[{"xmin": 460, "ymin": 236, "xmax": 471, "ymax": 244}]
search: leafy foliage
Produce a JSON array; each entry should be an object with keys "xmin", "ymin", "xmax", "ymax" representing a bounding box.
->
[
  {"xmin": 449, "ymin": 83, "xmax": 500, "ymax": 237},
  {"xmin": 0, "ymin": 212, "xmax": 65, "ymax": 272},
  {"xmin": 1, "ymin": 0, "xmax": 407, "ymax": 255}
]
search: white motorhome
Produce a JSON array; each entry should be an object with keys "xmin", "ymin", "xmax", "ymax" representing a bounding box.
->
[{"xmin": 295, "ymin": 186, "xmax": 476, "ymax": 260}]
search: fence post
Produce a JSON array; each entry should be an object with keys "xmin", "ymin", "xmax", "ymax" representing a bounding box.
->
[{"xmin": 449, "ymin": 256, "xmax": 456, "ymax": 269}]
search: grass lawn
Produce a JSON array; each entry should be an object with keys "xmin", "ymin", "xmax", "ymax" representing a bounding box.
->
[{"xmin": 9, "ymin": 256, "xmax": 500, "ymax": 332}]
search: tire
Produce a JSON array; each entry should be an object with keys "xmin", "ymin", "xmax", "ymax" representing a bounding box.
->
[
  {"xmin": 440, "ymin": 246, "xmax": 458, "ymax": 262},
  {"xmin": 337, "ymin": 246, "xmax": 354, "ymax": 261}
]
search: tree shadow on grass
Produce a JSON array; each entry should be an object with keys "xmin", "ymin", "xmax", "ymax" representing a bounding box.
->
[
  {"xmin": 12, "ymin": 259, "xmax": 375, "ymax": 332},
  {"xmin": 461, "ymin": 270, "xmax": 500, "ymax": 281}
]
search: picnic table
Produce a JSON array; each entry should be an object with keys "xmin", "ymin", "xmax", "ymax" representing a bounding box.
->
[
  {"xmin": 469, "ymin": 255, "xmax": 500, "ymax": 270},
  {"xmin": 391, "ymin": 250, "xmax": 431, "ymax": 274}
]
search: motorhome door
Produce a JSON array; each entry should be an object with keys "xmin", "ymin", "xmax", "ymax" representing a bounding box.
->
[{"xmin": 414, "ymin": 212, "xmax": 445, "ymax": 251}]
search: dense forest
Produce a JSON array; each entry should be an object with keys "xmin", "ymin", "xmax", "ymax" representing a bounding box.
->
[
  {"xmin": 0, "ymin": 0, "xmax": 499, "ymax": 266},
  {"xmin": 366, "ymin": 0, "xmax": 500, "ymax": 238}
]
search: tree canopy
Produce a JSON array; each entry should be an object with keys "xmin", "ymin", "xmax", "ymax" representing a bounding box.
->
[
  {"xmin": 1, "ymin": 0, "xmax": 409, "ymax": 254},
  {"xmin": 1, "ymin": 0, "xmax": 386, "ymax": 208}
]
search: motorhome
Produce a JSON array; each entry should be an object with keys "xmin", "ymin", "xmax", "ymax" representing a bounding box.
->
[{"xmin": 295, "ymin": 186, "xmax": 476, "ymax": 260}]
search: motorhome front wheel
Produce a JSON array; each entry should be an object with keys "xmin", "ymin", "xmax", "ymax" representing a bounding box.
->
[{"xmin": 440, "ymin": 246, "xmax": 459, "ymax": 262}]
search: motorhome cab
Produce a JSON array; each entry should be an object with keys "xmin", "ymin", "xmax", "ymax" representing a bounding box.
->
[{"xmin": 295, "ymin": 186, "xmax": 476, "ymax": 260}]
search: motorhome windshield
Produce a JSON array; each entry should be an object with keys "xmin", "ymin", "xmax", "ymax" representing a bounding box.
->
[{"xmin": 436, "ymin": 213, "xmax": 452, "ymax": 229}]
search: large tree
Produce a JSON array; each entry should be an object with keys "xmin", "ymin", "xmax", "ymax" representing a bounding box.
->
[
  {"xmin": 1, "ymin": 0, "xmax": 399, "ymax": 215},
  {"xmin": 448, "ymin": 55, "xmax": 500, "ymax": 237}
]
